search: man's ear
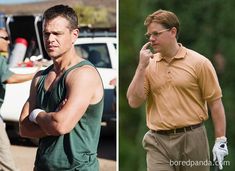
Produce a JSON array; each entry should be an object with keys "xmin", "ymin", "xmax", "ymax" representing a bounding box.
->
[
  {"xmin": 170, "ymin": 27, "xmax": 177, "ymax": 38},
  {"xmin": 72, "ymin": 29, "xmax": 79, "ymax": 44}
]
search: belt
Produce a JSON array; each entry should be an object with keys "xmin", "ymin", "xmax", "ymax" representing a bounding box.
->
[{"xmin": 153, "ymin": 123, "xmax": 203, "ymax": 135}]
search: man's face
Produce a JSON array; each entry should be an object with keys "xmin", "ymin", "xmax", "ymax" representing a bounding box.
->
[
  {"xmin": 146, "ymin": 22, "xmax": 172, "ymax": 53},
  {"xmin": 0, "ymin": 29, "xmax": 10, "ymax": 52},
  {"xmin": 42, "ymin": 16, "xmax": 78, "ymax": 59}
]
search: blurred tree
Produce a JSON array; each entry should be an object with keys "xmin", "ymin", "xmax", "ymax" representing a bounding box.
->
[
  {"xmin": 120, "ymin": 0, "xmax": 235, "ymax": 171},
  {"xmin": 74, "ymin": 5, "xmax": 112, "ymax": 27}
]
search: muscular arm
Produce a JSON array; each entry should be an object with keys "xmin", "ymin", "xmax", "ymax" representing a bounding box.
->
[
  {"xmin": 19, "ymin": 100, "xmax": 48, "ymax": 138},
  {"xmin": 127, "ymin": 42, "xmax": 153, "ymax": 108},
  {"xmin": 208, "ymin": 98, "xmax": 226, "ymax": 138},
  {"xmin": 35, "ymin": 66, "xmax": 102, "ymax": 135},
  {"xmin": 19, "ymin": 71, "xmax": 48, "ymax": 138}
]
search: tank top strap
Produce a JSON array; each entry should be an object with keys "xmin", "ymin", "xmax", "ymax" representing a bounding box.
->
[
  {"xmin": 63, "ymin": 60, "xmax": 93, "ymax": 77},
  {"xmin": 38, "ymin": 60, "xmax": 92, "ymax": 87}
]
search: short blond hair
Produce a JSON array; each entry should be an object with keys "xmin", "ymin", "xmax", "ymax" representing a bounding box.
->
[{"xmin": 144, "ymin": 9, "xmax": 180, "ymax": 38}]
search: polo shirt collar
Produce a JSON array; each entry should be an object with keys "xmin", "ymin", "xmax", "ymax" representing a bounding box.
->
[{"xmin": 154, "ymin": 43, "xmax": 187, "ymax": 62}]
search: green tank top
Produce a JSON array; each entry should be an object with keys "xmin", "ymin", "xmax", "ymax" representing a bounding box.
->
[{"xmin": 34, "ymin": 60, "xmax": 104, "ymax": 171}]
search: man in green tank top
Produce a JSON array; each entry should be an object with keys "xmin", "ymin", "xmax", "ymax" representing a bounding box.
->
[{"xmin": 19, "ymin": 5, "xmax": 104, "ymax": 171}]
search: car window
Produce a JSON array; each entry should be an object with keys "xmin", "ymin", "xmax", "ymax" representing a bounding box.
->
[{"xmin": 75, "ymin": 43, "xmax": 112, "ymax": 68}]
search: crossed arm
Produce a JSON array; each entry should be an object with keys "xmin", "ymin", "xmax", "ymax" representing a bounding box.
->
[{"xmin": 19, "ymin": 66, "xmax": 100, "ymax": 138}]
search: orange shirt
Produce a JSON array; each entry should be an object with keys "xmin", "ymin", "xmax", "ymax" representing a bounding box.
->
[{"xmin": 144, "ymin": 44, "xmax": 222, "ymax": 131}]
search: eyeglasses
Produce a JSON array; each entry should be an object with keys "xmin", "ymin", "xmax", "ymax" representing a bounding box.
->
[
  {"xmin": 0, "ymin": 36, "xmax": 9, "ymax": 41},
  {"xmin": 145, "ymin": 28, "xmax": 170, "ymax": 39}
]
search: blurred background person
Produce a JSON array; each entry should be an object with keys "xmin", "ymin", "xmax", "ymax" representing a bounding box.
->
[{"xmin": 0, "ymin": 28, "xmax": 37, "ymax": 171}]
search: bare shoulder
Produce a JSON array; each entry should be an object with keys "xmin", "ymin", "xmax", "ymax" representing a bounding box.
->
[
  {"xmin": 65, "ymin": 64, "xmax": 103, "ymax": 103},
  {"xmin": 66, "ymin": 64, "xmax": 102, "ymax": 85},
  {"xmin": 71, "ymin": 64, "xmax": 98, "ymax": 76}
]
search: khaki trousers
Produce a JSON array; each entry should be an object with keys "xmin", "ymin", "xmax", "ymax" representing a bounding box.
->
[
  {"xmin": 142, "ymin": 125, "xmax": 210, "ymax": 171},
  {"xmin": 0, "ymin": 121, "xmax": 19, "ymax": 171}
]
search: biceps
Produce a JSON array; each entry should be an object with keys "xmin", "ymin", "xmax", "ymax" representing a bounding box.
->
[{"xmin": 60, "ymin": 95, "xmax": 90, "ymax": 121}]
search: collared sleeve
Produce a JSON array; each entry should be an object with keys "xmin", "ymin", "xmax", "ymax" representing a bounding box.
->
[{"xmin": 197, "ymin": 58, "xmax": 222, "ymax": 102}]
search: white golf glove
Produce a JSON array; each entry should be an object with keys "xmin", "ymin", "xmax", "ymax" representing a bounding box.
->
[{"xmin": 212, "ymin": 136, "xmax": 228, "ymax": 170}]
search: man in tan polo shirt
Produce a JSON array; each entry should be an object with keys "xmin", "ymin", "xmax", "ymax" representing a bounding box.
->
[{"xmin": 127, "ymin": 9, "xmax": 228, "ymax": 171}]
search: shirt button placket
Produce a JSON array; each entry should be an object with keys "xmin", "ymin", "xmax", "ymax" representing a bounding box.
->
[{"xmin": 167, "ymin": 64, "xmax": 172, "ymax": 82}]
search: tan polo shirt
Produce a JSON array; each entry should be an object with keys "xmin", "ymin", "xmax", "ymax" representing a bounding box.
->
[{"xmin": 144, "ymin": 44, "xmax": 222, "ymax": 131}]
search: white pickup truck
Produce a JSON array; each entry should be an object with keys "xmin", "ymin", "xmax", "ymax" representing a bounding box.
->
[
  {"xmin": 1, "ymin": 14, "xmax": 117, "ymax": 139},
  {"xmin": 1, "ymin": 36, "xmax": 117, "ymax": 119}
]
